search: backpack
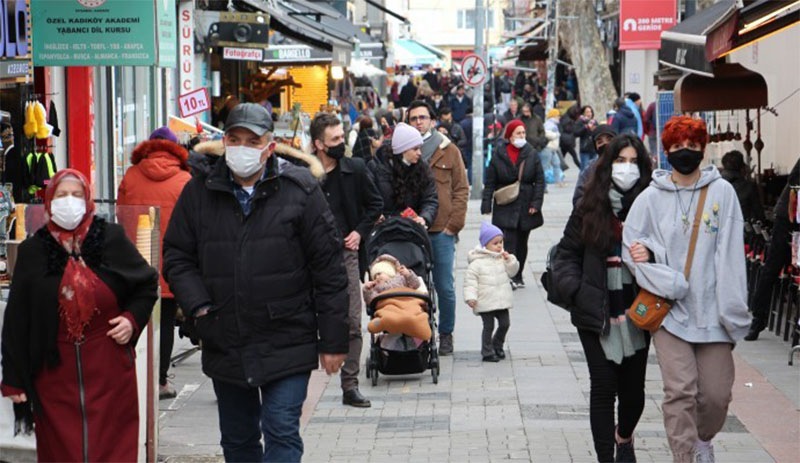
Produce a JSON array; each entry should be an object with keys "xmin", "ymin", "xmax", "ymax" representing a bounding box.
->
[{"xmin": 540, "ymin": 244, "xmax": 571, "ymax": 311}]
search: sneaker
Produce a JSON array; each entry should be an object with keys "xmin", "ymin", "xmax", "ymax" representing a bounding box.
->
[
  {"xmin": 159, "ymin": 383, "xmax": 177, "ymax": 400},
  {"xmin": 510, "ymin": 281, "xmax": 519, "ymax": 290},
  {"xmin": 495, "ymin": 348, "xmax": 506, "ymax": 359},
  {"xmin": 439, "ymin": 333, "xmax": 453, "ymax": 356},
  {"xmin": 513, "ymin": 277, "xmax": 525, "ymax": 288},
  {"xmin": 615, "ymin": 440, "xmax": 636, "ymax": 462},
  {"xmin": 694, "ymin": 440, "xmax": 715, "ymax": 463},
  {"xmin": 482, "ymin": 354, "xmax": 500, "ymax": 362}
]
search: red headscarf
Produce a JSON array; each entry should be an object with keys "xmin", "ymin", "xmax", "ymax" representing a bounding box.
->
[
  {"xmin": 504, "ymin": 119, "xmax": 525, "ymax": 165},
  {"xmin": 45, "ymin": 169, "xmax": 98, "ymax": 341}
]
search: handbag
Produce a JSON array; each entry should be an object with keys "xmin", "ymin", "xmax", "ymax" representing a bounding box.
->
[
  {"xmin": 627, "ymin": 186, "xmax": 708, "ymax": 332},
  {"xmin": 493, "ymin": 160, "xmax": 526, "ymax": 206}
]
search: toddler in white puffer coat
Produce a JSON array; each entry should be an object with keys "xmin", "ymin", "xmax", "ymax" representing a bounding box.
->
[{"xmin": 463, "ymin": 222, "xmax": 519, "ymax": 362}]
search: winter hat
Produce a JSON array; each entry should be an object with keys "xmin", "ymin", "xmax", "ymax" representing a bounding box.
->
[
  {"xmin": 479, "ymin": 221, "xmax": 503, "ymax": 247},
  {"xmin": 370, "ymin": 260, "xmax": 397, "ymax": 280},
  {"xmin": 391, "ymin": 122, "xmax": 423, "ymax": 154},
  {"xmin": 592, "ymin": 124, "xmax": 617, "ymax": 143},
  {"xmin": 150, "ymin": 126, "xmax": 178, "ymax": 144},
  {"xmin": 503, "ymin": 119, "xmax": 524, "ymax": 140},
  {"xmin": 547, "ymin": 108, "xmax": 561, "ymax": 119}
]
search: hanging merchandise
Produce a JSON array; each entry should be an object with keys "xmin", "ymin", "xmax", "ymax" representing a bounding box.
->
[
  {"xmin": 33, "ymin": 102, "xmax": 53, "ymax": 139},
  {"xmin": 23, "ymin": 102, "xmax": 36, "ymax": 139},
  {"xmin": 35, "ymin": 151, "xmax": 57, "ymax": 188},
  {"xmin": 49, "ymin": 102, "xmax": 61, "ymax": 137}
]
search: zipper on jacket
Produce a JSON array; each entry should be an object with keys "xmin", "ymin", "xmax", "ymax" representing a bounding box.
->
[{"xmin": 75, "ymin": 341, "xmax": 89, "ymax": 463}]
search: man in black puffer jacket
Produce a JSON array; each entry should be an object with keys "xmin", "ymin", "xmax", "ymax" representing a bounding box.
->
[{"xmin": 163, "ymin": 103, "xmax": 348, "ymax": 463}]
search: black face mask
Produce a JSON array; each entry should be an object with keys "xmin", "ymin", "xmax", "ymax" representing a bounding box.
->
[
  {"xmin": 668, "ymin": 148, "xmax": 703, "ymax": 175},
  {"xmin": 326, "ymin": 142, "xmax": 346, "ymax": 160}
]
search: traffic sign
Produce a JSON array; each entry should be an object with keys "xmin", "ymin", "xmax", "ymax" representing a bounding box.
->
[
  {"xmin": 461, "ymin": 53, "xmax": 487, "ymax": 87},
  {"xmin": 178, "ymin": 88, "xmax": 211, "ymax": 118}
]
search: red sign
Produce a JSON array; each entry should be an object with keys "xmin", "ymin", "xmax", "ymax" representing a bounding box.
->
[
  {"xmin": 705, "ymin": 13, "xmax": 738, "ymax": 61},
  {"xmin": 450, "ymin": 49, "xmax": 473, "ymax": 61},
  {"xmin": 619, "ymin": 0, "xmax": 677, "ymax": 50},
  {"xmin": 178, "ymin": 88, "xmax": 211, "ymax": 118}
]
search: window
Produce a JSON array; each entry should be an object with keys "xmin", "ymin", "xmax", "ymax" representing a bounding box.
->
[{"xmin": 457, "ymin": 9, "xmax": 494, "ymax": 29}]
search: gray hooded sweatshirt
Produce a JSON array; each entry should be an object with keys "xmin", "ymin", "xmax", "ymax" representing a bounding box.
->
[{"xmin": 622, "ymin": 165, "xmax": 751, "ymax": 343}]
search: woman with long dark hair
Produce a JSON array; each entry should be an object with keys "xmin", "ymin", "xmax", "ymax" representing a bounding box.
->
[
  {"xmin": 481, "ymin": 119, "xmax": 545, "ymax": 289},
  {"xmin": 367, "ymin": 123, "xmax": 438, "ymax": 227},
  {"xmin": 552, "ymin": 134, "xmax": 653, "ymax": 462}
]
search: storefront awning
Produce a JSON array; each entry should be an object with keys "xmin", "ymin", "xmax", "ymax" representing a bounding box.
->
[
  {"xmin": 673, "ymin": 63, "xmax": 767, "ymax": 112},
  {"xmin": 393, "ymin": 39, "xmax": 446, "ymax": 67},
  {"xmin": 236, "ymin": 0, "xmax": 354, "ymax": 64},
  {"xmin": 659, "ymin": 0, "xmax": 738, "ymax": 77},
  {"xmin": 719, "ymin": 0, "xmax": 800, "ymax": 58}
]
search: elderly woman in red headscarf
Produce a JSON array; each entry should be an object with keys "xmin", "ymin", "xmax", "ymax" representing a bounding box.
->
[
  {"xmin": 480, "ymin": 119, "xmax": 545, "ymax": 289},
  {"xmin": 1, "ymin": 169, "xmax": 158, "ymax": 462}
]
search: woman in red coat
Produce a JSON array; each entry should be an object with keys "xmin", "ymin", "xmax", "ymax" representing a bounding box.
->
[
  {"xmin": 1, "ymin": 169, "xmax": 158, "ymax": 462},
  {"xmin": 117, "ymin": 127, "xmax": 191, "ymax": 399}
]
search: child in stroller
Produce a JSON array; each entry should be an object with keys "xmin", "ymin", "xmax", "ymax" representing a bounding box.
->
[
  {"xmin": 364, "ymin": 216, "xmax": 440, "ymax": 385},
  {"xmin": 363, "ymin": 254, "xmax": 431, "ymax": 341}
]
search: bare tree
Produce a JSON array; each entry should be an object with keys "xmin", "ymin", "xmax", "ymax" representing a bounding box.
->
[{"xmin": 557, "ymin": 0, "xmax": 617, "ymax": 113}]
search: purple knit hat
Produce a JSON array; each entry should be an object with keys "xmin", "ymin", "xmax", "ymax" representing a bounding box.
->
[
  {"xmin": 391, "ymin": 122, "xmax": 423, "ymax": 154},
  {"xmin": 479, "ymin": 221, "xmax": 503, "ymax": 247},
  {"xmin": 149, "ymin": 126, "xmax": 178, "ymax": 144}
]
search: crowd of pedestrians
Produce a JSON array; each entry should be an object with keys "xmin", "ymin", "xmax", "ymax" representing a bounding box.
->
[{"xmin": 1, "ymin": 63, "xmax": 785, "ymax": 463}]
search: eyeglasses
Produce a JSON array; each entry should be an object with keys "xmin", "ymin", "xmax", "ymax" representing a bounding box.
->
[{"xmin": 409, "ymin": 115, "xmax": 430, "ymax": 123}]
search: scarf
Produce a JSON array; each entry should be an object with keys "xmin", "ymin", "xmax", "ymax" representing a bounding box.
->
[
  {"xmin": 507, "ymin": 143, "xmax": 521, "ymax": 165},
  {"xmin": 44, "ymin": 169, "xmax": 99, "ymax": 341},
  {"xmin": 421, "ymin": 129, "xmax": 443, "ymax": 164}
]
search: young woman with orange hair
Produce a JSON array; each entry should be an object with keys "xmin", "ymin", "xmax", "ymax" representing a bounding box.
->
[{"xmin": 621, "ymin": 115, "xmax": 751, "ymax": 463}]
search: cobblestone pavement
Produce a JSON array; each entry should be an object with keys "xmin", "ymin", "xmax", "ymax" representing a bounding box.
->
[{"xmin": 158, "ymin": 165, "xmax": 799, "ymax": 462}]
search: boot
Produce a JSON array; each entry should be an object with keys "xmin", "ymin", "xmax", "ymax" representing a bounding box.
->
[
  {"xmin": 744, "ymin": 318, "xmax": 767, "ymax": 341},
  {"xmin": 439, "ymin": 333, "xmax": 453, "ymax": 355}
]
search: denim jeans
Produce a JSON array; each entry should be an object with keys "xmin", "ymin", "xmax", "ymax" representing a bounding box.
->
[
  {"xmin": 580, "ymin": 152, "xmax": 597, "ymax": 172},
  {"xmin": 429, "ymin": 232, "xmax": 456, "ymax": 335},
  {"xmin": 212, "ymin": 372, "xmax": 310, "ymax": 462}
]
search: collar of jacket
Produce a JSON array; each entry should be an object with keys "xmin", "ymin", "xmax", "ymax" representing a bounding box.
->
[
  {"xmin": 338, "ymin": 156, "xmax": 356, "ymax": 174},
  {"xmin": 205, "ymin": 154, "xmax": 280, "ymax": 196},
  {"xmin": 426, "ymin": 132, "xmax": 453, "ymax": 165},
  {"xmin": 499, "ymin": 140, "xmax": 532, "ymax": 166}
]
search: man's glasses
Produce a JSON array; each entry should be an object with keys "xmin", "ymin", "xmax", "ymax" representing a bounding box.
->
[{"xmin": 409, "ymin": 115, "xmax": 430, "ymax": 123}]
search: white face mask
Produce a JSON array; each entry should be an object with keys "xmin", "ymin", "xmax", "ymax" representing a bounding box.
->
[
  {"xmin": 512, "ymin": 138, "xmax": 527, "ymax": 148},
  {"xmin": 50, "ymin": 196, "xmax": 86, "ymax": 230},
  {"xmin": 226, "ymin": 145, "xmax": 265, "ymax": 178},
  {"xmin": 611, "ymin": 163, "xmax": 641, "ymax": 191}
]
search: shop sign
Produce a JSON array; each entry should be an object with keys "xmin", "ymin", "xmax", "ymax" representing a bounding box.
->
[
  {"xmin": 619, "ymin": 0, "xmax": 677, "ymax": 50},
  {"xmin": 705, "ymin": 13, "xmax": 737, "ymax": 61},
  {"xmin": 223, "ymin": 47, "xmax": 264, "ymax": 61},
  {"xmin": 178, "ymin": 0, "xmax": 194, "ymax": 92},
  {"xmin": 0, "ymin": 59, "xmax": 29, "ymax": 79},
  {"xmin": 0, "ymin": 0, "xmax": 29, "ymax": 58},
  {"xmin": 31, "ymin": 0, "xmax": 177, "ymax": 67},
  {"xmin": 263, "ymin": 45, "xmax": 329, "ymax": 63},
  {"xmin": 356, "ymin": 45, "xmax": 385, "ymax": 61},
  {"xmin": 178, "ymin": 88, "xmax": 210, "ymax": 118},
  {"xmin": 450, "ymin": 49, "xmax": 473, "ymax": 61}
]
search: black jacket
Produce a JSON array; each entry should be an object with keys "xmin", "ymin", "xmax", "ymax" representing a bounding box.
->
[
  {"xmin": 2, "ymin": 218, "xmax": 158, "ymax": 426},
  {"xmin": 327, "ymin": 156, "xmax": 384, "ymax": 239},
  {"xmin": 366, "ymin": 149, "xmax": 439, "ymax": 227},
  {"xmin": 481, "ymin": 141, "xmax": 545, "ymax": 231},
  {"xmin": 559, "ymin": 115, "xmax": 577, "ymax": 148},
  {"xmin": 720, "ymin": 169, "xmax": 765, "ymax": 223},
  {"xmin": 551, "ymin": 209, "xmax": 611, "ymax": 335},
  {"xmin": 575, "ymin": 119, "xmax": 598, "ymax": 154},
  {"xmin": 163, "ymin": 156, "xmax": 349, "ymax": 387},
  {"xmin": 520, "ymin": 115, "xmax": 547, "ymax": 152}
]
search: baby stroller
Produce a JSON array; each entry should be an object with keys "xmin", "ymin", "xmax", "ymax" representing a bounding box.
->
[{"xmin": 364, "ymin": 216, "xmax": 440, "ymax": 385}]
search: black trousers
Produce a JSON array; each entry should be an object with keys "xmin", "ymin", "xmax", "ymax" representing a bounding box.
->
[
  {"xmin": 480, "ymin": 309, "xmax": 510, "ymax": 357},
  {"xmin": 578, "ymin": 329, "xmax": 650, "ymax": 463},
  {"xmin": 560, "ymin": 143, "xmax": 581, "ymax": 169},
  {"xmin": 751, "ymin": 215, "xmax": 792, "ymax": 323},
  {"xmin": 160, "ymin": 298, "xmax": 178, "ymax": 385},
  {"xmin": 502, "ymin": 227, "xmax": 531, "ymax": 281}
]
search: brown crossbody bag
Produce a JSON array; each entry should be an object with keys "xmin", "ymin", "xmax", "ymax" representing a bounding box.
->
[{"xmin": 627, "ymin": 186, "xmax": 708, "ymax": 332}]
